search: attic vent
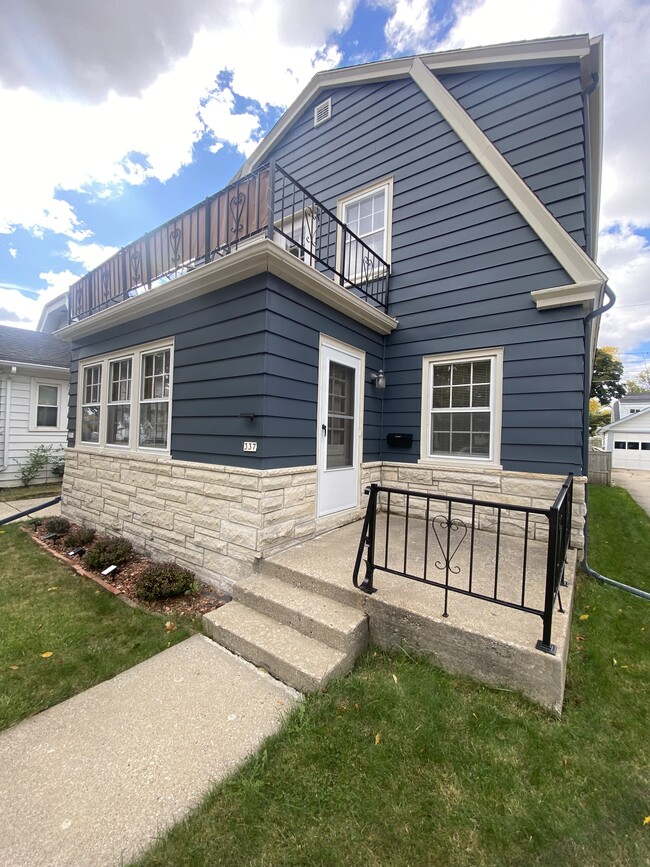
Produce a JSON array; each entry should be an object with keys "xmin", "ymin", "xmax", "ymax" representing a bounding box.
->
[{"xmin": 314, "ymin": 98, "xmax": 332, "ymax": 127}]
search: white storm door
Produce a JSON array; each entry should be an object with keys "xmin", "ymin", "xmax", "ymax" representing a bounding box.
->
[{"xmin": 317, "ymin": 338, "xmax": 363, "ymax": 517}]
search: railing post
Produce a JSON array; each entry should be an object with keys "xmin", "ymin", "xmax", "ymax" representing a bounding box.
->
[
  {"xmin": 339, "ymin": 227, "xmax": 346, "ymax": 286},
  {"xmin": 267, "ymin": 160, "xmax": 275, "ymax": 242},
  {"xmin": 537, "ymin": 506, "xmax": 559, "ymax": 655},
  {"xmin": 144, "ymin": 232, "xmax": 152, "ymax": 290},
  {"xmin": 204, "ymin": 196, "xmax": 212, "ymax": 265},
  {"xmin": 352, "ymin": 484, "xmax": 378, "ymax": 594}
]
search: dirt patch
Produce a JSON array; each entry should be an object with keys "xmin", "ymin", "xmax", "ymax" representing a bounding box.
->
[{"xmin": 29, "ymin": 523, "xmax": 229, "ymax": 620}]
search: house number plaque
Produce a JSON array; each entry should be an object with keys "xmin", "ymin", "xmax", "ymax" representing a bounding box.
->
[{"xmin": 243, "ymin": 441, "xmax": 258, "ymax": 452}]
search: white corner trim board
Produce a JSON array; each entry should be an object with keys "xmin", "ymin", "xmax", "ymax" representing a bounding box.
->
[{"xmin": 408, "ymin": 57, "xmax": 607, "ymax": 298}]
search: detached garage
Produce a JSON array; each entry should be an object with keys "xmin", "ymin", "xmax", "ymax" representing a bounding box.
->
[{"xmin": 602, "ymin": 397, "xmax": 650, "ymax": 470}]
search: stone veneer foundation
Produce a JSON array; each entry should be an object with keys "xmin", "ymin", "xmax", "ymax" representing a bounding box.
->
[{"xmin": 62, "ymin": 449, "xmax": 585, "ymax": 592}]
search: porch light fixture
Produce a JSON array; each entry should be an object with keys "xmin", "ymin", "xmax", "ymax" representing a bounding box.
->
[{"xmin": 370, "ymin": 369, "xmax": 386, "ymax": 390}]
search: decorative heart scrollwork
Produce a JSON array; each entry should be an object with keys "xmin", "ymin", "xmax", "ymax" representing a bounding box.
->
[
  {"xmin": 169, "ymin": 226, "xmax": 182, "ymax": 265},
  {"xmin": 229, "ymin": 192, "xmax": 246, "ymax": 236},
  {"xmin": 130, "ymin": 248, "xmax": 142, "ymax": 285},
  {"xmin": 431, "ymin": 515, "xmax": 467, "ymax": 574}
]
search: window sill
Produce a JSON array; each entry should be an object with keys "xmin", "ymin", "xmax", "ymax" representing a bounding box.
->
[{"xmin": 418, "ymin": 457, "xmax": 503, "ymax": 470}]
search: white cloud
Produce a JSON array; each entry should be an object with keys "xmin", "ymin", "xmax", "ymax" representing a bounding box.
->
[
  {"xmin": 0, "ymin": 0, "xmax": 350, "ymax": 243},
  {"xmin": 597, "ymin": 227, "xmax": 650, "ymax": 353},
  {"xmin": 8, "ymin": 247, "xmax": 17, "ymax": 258},
  {"xmin": 382, "ymin": 0, "xmax": 434, "ymax": 52},
  {"xmin": 66, "ymin": 241, "xmax": 120, "ymax": 271},
  {"xmin": 0, "ymin": 274, "xmax": 74, "ymax": 329},
  {"xmin": 200, "ymin": 88, "xmax": 260, "ymax": 157}
]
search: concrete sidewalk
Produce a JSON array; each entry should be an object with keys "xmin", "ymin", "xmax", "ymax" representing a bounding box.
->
[
  {"xmin": 612, "ymin": 469, "xmax": 650, "ymax": 518},
  {"xmin": 0, "ymin": 634, "xmax": 300, "ymax": 867},
  {"xmin": 0, "ymin": 495, "xmax": 61, "ymax": 523}
]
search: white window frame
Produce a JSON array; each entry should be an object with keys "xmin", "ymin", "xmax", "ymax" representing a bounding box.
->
[
  {"xmin": 274, "ymin": 206, "xmax": 319, "ymax": 265},
  {"xmin": 336, "ymin": 177, "xmax": 393, "ymax": 279},
  {"xmin": 419, "ymin": 348, "xmax": 503, "ymax": 468},
  {"xmin": 29, "ymin": 379, "xmax": 67, "ymax": 432},
  {"xmin": 76, "ymin": 338, "xmax": 174, "ymax": 454}
]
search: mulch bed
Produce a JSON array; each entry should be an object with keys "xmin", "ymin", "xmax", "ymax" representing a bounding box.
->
[{"xmin": 28, "ymin": 522, "xmax": 229, "ymax": 620}]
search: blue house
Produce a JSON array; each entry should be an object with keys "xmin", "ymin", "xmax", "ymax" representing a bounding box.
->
[{"xmin": 58, "ymin": 34, "xmax": 605, "ymax": 636}]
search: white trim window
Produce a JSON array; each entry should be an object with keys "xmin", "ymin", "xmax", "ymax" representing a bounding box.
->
[
  {"xmin": 337, "ymin": 178, "xmax": 393, "ymax": 280},
  {"xmin": 139, "ymin": 348, "xmax": 171, "ymax": 449},
  {"xmin": 77, "ymin": 340, "xmax": 173, "ymax": 453},
  {"xmin": 30, "ymin": 380, "xmax": 66, "ymax": 431},
  {"xmin": 421, "ymin": 348, "xmax": 503, "ymax": 466}
]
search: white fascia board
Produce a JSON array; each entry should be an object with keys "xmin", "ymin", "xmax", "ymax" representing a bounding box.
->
[
  {"xmin": 57, "ymin": 239, "xmax": 398, "ymax": 342},
  {"xmin": 239, "ymin": 35, "xmax": 595, "ymax": 180},
  {"xmin": 409, "ymin": 57, "xmax": 607, "ymax": 296},
  {"xmin": 0, "ymin": 360, "xmax": 69, "ymax": 373}
]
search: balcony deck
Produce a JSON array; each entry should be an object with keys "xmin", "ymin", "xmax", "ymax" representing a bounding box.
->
[{"xmin": 68, "ymin": 162, "xmax": 390, "ymax": 322}]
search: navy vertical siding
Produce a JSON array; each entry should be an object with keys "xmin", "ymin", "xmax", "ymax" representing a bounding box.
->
[{"xmin": 266, "ymin": 68, "xmax": 588, "ymax": 474}]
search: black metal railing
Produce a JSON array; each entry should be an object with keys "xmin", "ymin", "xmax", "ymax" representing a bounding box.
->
[
  {"xmin": 352, "ymin": 475, "xmax": 574, "ymax": 655},
  {"xmin": 68, "ymin": 161, "xmax": 390, "ymax": 321}
]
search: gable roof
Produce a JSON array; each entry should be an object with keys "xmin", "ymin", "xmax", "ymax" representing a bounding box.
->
[
  {"xmin": 602, "ymin": 405, "xmax": 650, "ymax": 433},
  {"xmin": 0, "ymin": 325, "xmax": 70, "ymax": 369},
  {"xmin": 236, "ymin": 34, "xmax": 605, "ymax": 311},
  {"xmin": 620, "ymin": 393, "xmax": 650, "ymax": 403}
]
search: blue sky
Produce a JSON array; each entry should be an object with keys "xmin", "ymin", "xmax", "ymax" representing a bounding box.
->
[{"xmin": 0, "ymin": 0, "xmax": 648, "ymax": 379}]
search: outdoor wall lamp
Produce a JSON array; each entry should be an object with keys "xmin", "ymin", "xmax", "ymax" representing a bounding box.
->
[{"xmin": 370, "ymin": 369, "xmax": 386, "ymax": 390}]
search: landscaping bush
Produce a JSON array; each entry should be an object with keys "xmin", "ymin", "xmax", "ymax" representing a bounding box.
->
[
  {"xmin": 83, "ymin": 536, "xmax": 134, "ymax": 571},
  {"xmin": 63, "ymin": 526, "xmax": 96, "ymax": 548},
  {"xmin": 135, "ymin": 561, "xmax": 197, "ymax": 601},
  {"xmin": 42, "ymin": 516, "xmax": 71, "ymax": 536}
]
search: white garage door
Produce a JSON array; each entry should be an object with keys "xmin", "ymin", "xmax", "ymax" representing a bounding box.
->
[{"xmin": 612, "ymin": 436, "xmax": 650, "ymax": 469}]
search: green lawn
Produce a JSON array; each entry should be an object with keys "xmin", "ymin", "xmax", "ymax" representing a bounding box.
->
[
  {"xmin": 0, "ymin": 482, "xmax": 62, "ymax": 502},
  {"xmin": 134, "ymin": 485, "xmax": 650, "ymax": 867},
  {"xmin": 0, "ymin": 524, "xmax": 192, "ymax": 731}
]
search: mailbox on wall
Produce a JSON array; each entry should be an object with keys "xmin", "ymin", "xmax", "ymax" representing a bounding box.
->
[{"xmin": 386, "ymin": 433, "xmax": 413, "ymax": 449}]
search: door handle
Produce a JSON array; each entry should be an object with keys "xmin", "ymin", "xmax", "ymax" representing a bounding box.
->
[{"xmin": 322, "ymin": 423, "xmax": 327, "ymax": 435}]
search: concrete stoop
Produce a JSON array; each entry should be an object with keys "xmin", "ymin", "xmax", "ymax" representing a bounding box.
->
[{"xmin": 202, "ymin": 571, "xmax": 369, "ymax": 693}]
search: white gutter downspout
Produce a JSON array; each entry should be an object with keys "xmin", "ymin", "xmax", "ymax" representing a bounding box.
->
[{"xmin": 0, "ymin": 367, "xmax": 15, "ymax": 473}]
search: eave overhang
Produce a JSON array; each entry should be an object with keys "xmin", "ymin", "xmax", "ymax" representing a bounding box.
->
[{"xmin": 56, "ymin": 240, "xmax": 398, "ymax": 342}]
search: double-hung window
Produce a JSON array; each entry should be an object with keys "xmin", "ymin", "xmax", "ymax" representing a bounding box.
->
[
  {"xmin": 421, "ymin": 349, "xmax": 503, "ymax": 466},
  {"xmin": 337, "ymin": 178, "xmax": 393, "ymax": 281},
  {"xmin": 30, "ymin": 379, "xmax": 66, "ymax": 431},
  {"xmin": 78, "ymin": 341, "xmax": 173, "ymax": 452}
]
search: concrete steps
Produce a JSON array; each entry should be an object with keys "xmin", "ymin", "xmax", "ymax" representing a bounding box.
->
[{"xmin": 203, "ymin": 572, "xmax": 368, "ymax": 693}]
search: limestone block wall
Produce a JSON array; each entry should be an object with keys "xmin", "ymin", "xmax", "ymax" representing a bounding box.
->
[
  {"xmin": 62, "ymin": 449, "xmax": 318, "ymax": 592},
  {"xmin": 62, "ymin": 449, "xmax": 585, "ymax": 592},
  {"xmin": 374, "ymin": 463, "xmax": 586, "ymax": 554}
]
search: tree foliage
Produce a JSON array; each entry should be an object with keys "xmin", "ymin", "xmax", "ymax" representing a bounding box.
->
[
  {"xmin": 591, "ymin": 346, "xmax": 626, "ymax": 405},
  {"xmin": 625, "ymin": 369, "xmax": 650, "ymax": 394}
]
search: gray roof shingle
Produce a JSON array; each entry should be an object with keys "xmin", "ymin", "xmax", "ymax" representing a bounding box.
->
[{"xmin": 0, "ymin": 325, "xmax": 70, "ymax": 369}]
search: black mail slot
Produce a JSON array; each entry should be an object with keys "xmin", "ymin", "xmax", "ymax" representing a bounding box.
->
[{"xmin": 386, "ymin": 433, "xmax": 413, "ymax": 449}]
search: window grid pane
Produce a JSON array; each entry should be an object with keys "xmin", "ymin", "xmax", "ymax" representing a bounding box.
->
[
  {"xmin": 429, "ymin": 357, "xmax": 493, "ymax": 459},
  {"xmin": 139, "ymin": 349, "xmax": 170, "ymax": 450}
]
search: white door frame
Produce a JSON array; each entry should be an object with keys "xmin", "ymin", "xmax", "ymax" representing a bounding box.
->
[{"xmin": 316, "ymin": 335, "xmax": 365, "ymax": 517}]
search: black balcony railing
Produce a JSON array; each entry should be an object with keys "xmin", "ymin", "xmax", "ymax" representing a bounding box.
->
[
  {"xmin": 353, "ymin": 475, "xmax": 574, "ymax": 655},
  {"xmin": 68, "ymin": 161, "xmax": 390, "ymax": 322}
]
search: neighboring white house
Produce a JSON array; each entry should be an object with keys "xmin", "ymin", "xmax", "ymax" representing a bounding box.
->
[
  {"xmin": 602, "ymin": 393, "xmax": 650, "ymax": 470},
  {"xmin": 0, "ymin": 324, "xmax": 70, "ymax": 487}
]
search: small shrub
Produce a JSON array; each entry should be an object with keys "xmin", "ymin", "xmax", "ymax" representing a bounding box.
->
[
  {"xmin": 15, "ymin": 445, "xmax": 53, "ymax": 486},
  {"xmin": 42, "ymin": 516, "xmax": 71, "ymax": 535},
  {"xmin": 64, "ymin": 526, "xmax": 96, "ymax": 548},
  {"xmin": 83, "ymin": 536, "xmax": 134, "ymax": 571},
  {"xmin": 50, "ymin": 451, "xmax": 65, "ymax": 478},
  {"xmin": 135, "ymin": 562, "xmax": 197, "ymax": 601}
]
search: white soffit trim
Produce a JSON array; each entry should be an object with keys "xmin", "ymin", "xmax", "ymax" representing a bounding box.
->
[
  {"xmin": 408, "ymin": 57, "xmax": 607, "ymax": 295},
  {"xmin": 57, "ymin": 240, "xmax": 398, "ymax": 341},
  {"xmin": 530, "ymin": 282, "xmax": 602, "ymax": 310}
]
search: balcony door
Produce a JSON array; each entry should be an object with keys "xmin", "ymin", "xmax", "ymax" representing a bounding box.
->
[{"xmin": 317, "ymin": 337, "xmax": 364, "ymax": 517}]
